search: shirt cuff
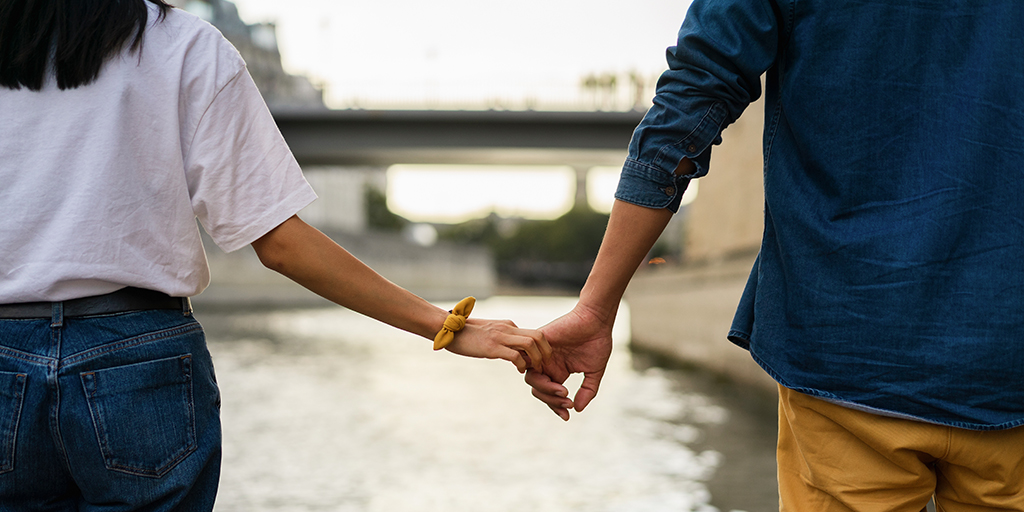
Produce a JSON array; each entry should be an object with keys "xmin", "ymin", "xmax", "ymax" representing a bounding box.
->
[{"xmin": 614, "ymin": 145, "xmax": 712, "ymax": 213}]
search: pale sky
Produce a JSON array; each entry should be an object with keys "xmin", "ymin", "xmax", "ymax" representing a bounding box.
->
[
  {"xmin": 232, "ymin": 0, "xmax": 695, "ymax": 109},
  {"xmin": 229, "ymin": 0, "xmax": 697, "ymax": 221}
]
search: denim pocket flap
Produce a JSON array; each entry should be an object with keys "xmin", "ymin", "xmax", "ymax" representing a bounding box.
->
[
  {"xmin": 81, "ymin": 354, "xmax": 196, "ymax": 477},
  {"xmin": 0, "ymin": 371, "xmax": 27, "ymax": 474}
]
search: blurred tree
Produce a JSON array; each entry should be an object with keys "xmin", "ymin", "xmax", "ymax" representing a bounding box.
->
[
  {"xmin": 364, "ymin": 185, "xmax": 407, "ymax": 232},
  {"xmin": 439, "ymin": 207, "xmax": 610, "ymax": 290}
]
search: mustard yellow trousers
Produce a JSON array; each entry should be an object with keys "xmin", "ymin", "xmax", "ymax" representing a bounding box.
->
[{"xmin": 777, "ymin": 385, "xmax": 1024, "ymax": 512}]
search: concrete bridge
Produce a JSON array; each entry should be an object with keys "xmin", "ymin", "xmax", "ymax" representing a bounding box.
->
[{"xmin": 272, "ymin": 108, "xmax": 643, "ymax": 167}]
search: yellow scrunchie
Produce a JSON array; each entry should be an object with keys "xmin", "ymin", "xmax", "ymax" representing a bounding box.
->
[{"xmin": 433, "ymin": 296, "xmax": 475, "ymax": 350}]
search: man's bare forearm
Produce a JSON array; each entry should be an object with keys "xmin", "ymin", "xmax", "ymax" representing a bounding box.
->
[
  {"xmin": 577, "ymin": 158, "xmax": 692, "ymax": 324},
  {"xmin": 577, "ymin": 200, "xmax": 673, "ymax": 324}
]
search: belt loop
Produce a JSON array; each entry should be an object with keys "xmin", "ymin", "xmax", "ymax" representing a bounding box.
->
[
  {"xmin": 182, "ymin": 297, "xmax": 193, "ymax": 317},
  {"xmin": 51, "ymin": 302, "xmax": 64, "ymax": 328}
]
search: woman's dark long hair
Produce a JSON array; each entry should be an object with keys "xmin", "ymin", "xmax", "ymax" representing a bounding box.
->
[{"xmin": 0, "ymin": 0, "xmax": 172, "ymax": 90}]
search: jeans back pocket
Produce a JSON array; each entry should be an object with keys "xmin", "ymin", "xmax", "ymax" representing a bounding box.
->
[
  {"xmin": 81, "ymin": 354, "xmax": 196, "ymax": 478},
  {"xmin": 0, "ymin": 371, "xmax": 27, "ymax": 474}
]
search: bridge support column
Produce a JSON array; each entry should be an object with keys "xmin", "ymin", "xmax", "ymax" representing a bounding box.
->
[{"xmin": 573, "ymin": 166, "xmax": 590, "ymax": 211}]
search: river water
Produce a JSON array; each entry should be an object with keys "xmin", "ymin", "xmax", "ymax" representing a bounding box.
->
[{"xmin": 198, "ymin": 296, "xmax": 778, "ymax": 512}]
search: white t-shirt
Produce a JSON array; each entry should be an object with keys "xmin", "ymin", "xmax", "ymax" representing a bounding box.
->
[{"xmin": 0, "ymin": 6, "xmax": 317, "ymax": 303}]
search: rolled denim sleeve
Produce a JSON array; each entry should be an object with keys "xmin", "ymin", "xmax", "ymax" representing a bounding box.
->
[{"xmin": 616, "ymin": 0, "xmax": 782, "ymax": 212}]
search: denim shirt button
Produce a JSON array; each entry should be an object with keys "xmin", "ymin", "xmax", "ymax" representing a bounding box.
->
[
  {"xmin": 665, "ymin": 186, "xmax": 676, "ymax": 196},
  {"xmin": 687, "ymin": 144, "xmax": 697, "ymax": 153}
]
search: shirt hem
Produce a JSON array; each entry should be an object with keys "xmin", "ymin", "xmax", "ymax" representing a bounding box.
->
[{"xmin": 745, "ymin": 342, "xmax": 1024, "ymax": 432}]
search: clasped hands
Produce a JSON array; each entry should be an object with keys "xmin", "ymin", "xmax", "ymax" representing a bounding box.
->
[{"xmin": 444, "ymin": 301, "xmax": 613, "ymax": 422}]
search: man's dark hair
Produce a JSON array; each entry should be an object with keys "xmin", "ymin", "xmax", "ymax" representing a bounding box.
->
[{"xmin": 0, "ymin": 0, "xmax": 173, "ymax": 91}]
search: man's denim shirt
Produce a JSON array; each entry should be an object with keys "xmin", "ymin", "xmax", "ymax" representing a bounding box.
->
[{"xmin": 617, "ymin": 0, "xmax": 1024, "ymax": 430}]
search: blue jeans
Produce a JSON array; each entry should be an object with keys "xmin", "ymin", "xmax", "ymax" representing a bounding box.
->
[{"xmin": 0, "ymin": 306, "xmax": 221, "ymax": 511}]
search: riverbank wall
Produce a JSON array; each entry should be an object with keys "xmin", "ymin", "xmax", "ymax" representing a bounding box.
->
[{"xmin": 624, "ymin": 254, "xmax": 777, "ymax": 394}]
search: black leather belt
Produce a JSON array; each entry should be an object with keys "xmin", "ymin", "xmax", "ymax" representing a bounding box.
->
[{"xmin": 0, "ymin": 287, "xmax": 190, "ymax": 319}]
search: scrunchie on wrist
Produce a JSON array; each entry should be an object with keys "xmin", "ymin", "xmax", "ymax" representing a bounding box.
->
[{"xmin": 433, "ymin": 296, "xmax": 475, "ymax": 350}]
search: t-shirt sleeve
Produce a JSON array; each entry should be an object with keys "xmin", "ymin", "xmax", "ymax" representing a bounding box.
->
[{"xmin": 184, "ymin": 65, "xmax": 317, "ymax": 253}]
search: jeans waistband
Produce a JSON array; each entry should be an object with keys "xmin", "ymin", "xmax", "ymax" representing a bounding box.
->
[{"xmin": 0, "ymin": 287, "xmax": 192, "ymax": 320}]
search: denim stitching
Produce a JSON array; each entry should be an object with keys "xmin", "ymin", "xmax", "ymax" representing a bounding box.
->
[
  {"xmin": 81, "ymin": 355, "xmax": 197, "ymax": 477},
  {"xmin": 652, "ymin": 101, "xmax": 726, "ymax": 171},
  {"xmin": 616, "ymin": 160, "xmax": 680, "ymax": 209},
  {"xmin": 763, "ymin": 0, "xmax": 793, "ymax": 170},
  {"xmin": 0, "ymin": 373, "xmax": 27, "ymax": 474},
  {"xmin": 752, "ymin": 349, "xmax": 1024, "ymax": 431},
  {"xmin": 59, "ymin": 322, "xmax": 202, "ymax": 369},
  {"xmin": 0, "ymin": 345, "xmax": 54, "ymax": 366},
  {"xmin": 80, "ymin": 372, "xmax": 111, "ymax": 468},
  {"xmin": 49, "ymin": 322, "xmax": 74, "ymax": 476}
]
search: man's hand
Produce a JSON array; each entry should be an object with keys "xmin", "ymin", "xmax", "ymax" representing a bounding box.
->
[
  {"xmin": 525, "ymin": 303, "xmax": 614, "ymax": 421},
  {"xmin": 523, "ymin": 197, "xmax": 677, "ymax": 421}
]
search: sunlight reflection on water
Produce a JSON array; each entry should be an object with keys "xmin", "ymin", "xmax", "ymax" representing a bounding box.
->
[{"xmin": 202, "ymin": 296, "xmax": 745, "ymax": 512}]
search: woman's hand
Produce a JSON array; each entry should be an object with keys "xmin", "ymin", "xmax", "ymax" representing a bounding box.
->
[{"xmin": 444, "ymin": 318, "xmax": 552, "ymax": 373}]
